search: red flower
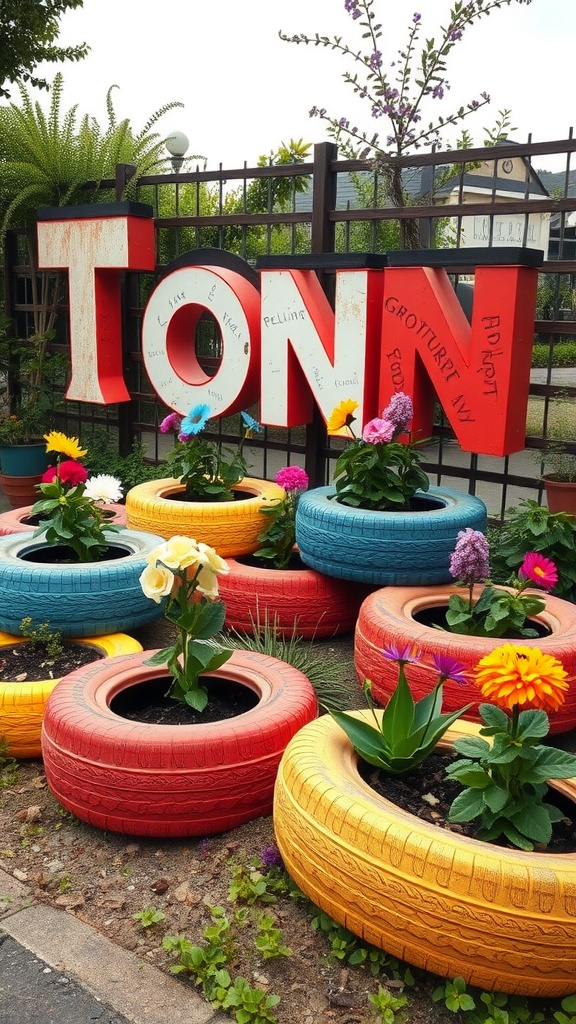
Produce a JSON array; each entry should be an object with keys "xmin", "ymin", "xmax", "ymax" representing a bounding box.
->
[
  {"xmin": 42, "ymin": 460, "xmax": 88, "ymax": 486},
  {"xmin": 519, "ymin": 552, "xmax": 558, "ymax": 591}
]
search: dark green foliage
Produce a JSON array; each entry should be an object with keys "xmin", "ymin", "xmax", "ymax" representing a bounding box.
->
[
  {"xmin": 531, "ymin": 341, "xmax": 576, "ymax": 369},
  {"xmin": 0, "ymin": 0, "xmax": 88, "ymax": 100},
  {"xmin": 81, "ymin": 431, "xmax": 165, "ymax": 490},
  {"xmin": 489, "ymin": 501, "xmax": 576, "ymax": 602},
  {"xmin": 332, "ymin": 437, "xmax": 430, "ymax": 511}
]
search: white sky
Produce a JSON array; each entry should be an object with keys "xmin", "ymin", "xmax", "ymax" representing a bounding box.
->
[{"xmin": 27, "ymin": 0, "xmax": 576, "ymax": 171}]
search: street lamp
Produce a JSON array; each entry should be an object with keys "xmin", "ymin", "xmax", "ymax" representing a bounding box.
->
[{"xmin": 166, "ymin": 131, "xmax": 189, "ymax": 173}]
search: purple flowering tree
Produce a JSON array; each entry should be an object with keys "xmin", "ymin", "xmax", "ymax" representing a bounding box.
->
[{"xmin": 280, "ymin": 0, "xmax": 532, "ymax": 247}]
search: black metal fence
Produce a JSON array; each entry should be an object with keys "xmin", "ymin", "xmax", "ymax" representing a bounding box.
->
[{"xmin": 4, "ymin": 137, "xmax": 576, "ymax": 519}]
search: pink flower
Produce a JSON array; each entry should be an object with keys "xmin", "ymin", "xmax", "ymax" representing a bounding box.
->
[
  {"xmin": 362, "ymin": 418, "xmax": 395, "ymax": 444},
  {"xmin": 519, "ymin": 552, "xmax": 558, "ymax": 591},
  {"xmin": 275, "ymin": 466, "xmax": 309, "ymax": 493},
  {"xmin": 42, "ymin": 460, "xmax": 88, "ymax": 486},
  {"xmin": 449, "ymin": 528, "xmax": 489, "ymax": 585},
  {"xmin": 160, "ymin": 412, "xmax": 181, "ymax": 434}
]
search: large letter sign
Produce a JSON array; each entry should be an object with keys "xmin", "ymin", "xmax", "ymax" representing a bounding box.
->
[
  {"xmin": 378, "ymin": 263, "xmax": 538, "ymax": 455},
  {"xmin": 37, "ymin": 204, "xmax": 155, "ymax": 403},
  {"xmin": 37, "ymin": 205, "xmax": 543, "ymax": 457}
]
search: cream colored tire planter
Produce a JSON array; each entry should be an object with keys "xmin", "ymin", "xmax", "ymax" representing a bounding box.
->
[
  {"xmin": 42, "ymin": 649, "xmax": 318, "ymax": 838},
  {"xmin": 0, "ymin": 632, "xmax": 143, "ymax": 758},
  {"xmin": 125, "ymin": 477, "xmax": 285, "ymax": 557},
  {"xmin": 354, "ymin": 584, "xmax": 576, "ymax": 735},
  {"xmin": 0, "ymin": 502, "xmax": 127, "ymax": 535},
  {"xmin": 274, "ymin": 713, "xmax": 576, "ymax": 998},
  {"xmin": 219, "ymin": 556, "xmax": 371, "ymax": 638}
]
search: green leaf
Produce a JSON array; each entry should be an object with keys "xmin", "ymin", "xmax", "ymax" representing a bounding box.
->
[
  {"xmin": 380, "ymin": 666, "xmax": 415, "ymax": 741},
  {"xmin": 330, "ymin": 712, "xmax": 389, "ymax": 761},
  {"xmin": 184, "ymin": 686, "xmax": 208, "ymax": 712},
  {"xmin": 510, "ymin": 802, "xmax": 553, "ymax": 845},
  {"xmin": 479, "ymin": 703, "xmax": 509, "ymax": 731},
  {"xmin": 530, "ymin": 748, "xmax": 576, "ymax": 781},
  {"xmin": 515, "ymin": 708, "xmax": 549, "ymax": 741},
  {"xmin": 448, "ymin": 788, "xmax": 485, "ymax": 822},
  {"xmin": 453, "ymin": 736, "xmax": 491, "ymax": 758},
  {"xmin": 144, "ymin": 645, "xmax": 178, "ymax": 666}
]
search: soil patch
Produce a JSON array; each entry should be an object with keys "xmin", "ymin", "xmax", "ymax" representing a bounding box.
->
[
  {"xmin": 0, "ymin": 641, "xmax": 101, "ymax": 682},
  {"xmin": 110, "ymin": 677, "xmax": 259, "ymax": 725}
]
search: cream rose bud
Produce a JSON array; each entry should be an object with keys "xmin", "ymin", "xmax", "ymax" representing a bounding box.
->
[
  {"xmin": 156, "ymin": 536, "xmax": 201, "ymax": 570},
  {"xmin": 196, "ymin": 542, "xmax": 229, "ymax": 575},
  {"xmin": 196, "ymin": 565, "xmax": 219, "ymax": 600},
  {"xmin": 139, "ymin": 564, "xmax": 175, "ymax": 602}
]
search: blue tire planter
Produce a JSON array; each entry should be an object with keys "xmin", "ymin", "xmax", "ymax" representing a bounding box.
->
[
  {"xmin": 295, "ymin": 485, "xmax": 487, "ymax": 586},
  {"xmin": 0, "ymin": 529, "xmax": 166, "ymax": 637}
]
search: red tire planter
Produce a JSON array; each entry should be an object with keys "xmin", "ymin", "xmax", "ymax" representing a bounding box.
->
[
  {"xmin": 0, "ymin": 502, "xmax": 127, "ymax": 536},
  {"xmin": 41, "ymin": 649, "xmax": 318, "ymax": 838},
  {"xmin": 219, "ymin": 556, "xmax": 372, "ymax": 638},
  {"xmin": 354, "ymin": 584, "xmax": 576, "ymax": 734}
]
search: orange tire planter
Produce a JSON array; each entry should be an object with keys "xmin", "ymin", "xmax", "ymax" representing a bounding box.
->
[
  {"xmin": 274, "ymin": 713, "xmax": 576, "ymax": 997},
  {"xmin": 354, "ymin": 584, "xmax": 576, "ymax": 735},
  {"xmin": 219, "ymin": 556, "xmax": 372, "ymax": 638},
  {"xmin": 125, "ymin": 477, "xmax": 285, "ymax": 557},
  {"xmin": 0, "ymin": 632, "xmax": 143, "ymax": 758},
  {"xmin": 0, "ymin": 502, "xmax": 127, "ymax": 536},
  {"xmin": 42, "ymin": 649, "xmax": 318, "ymax": 838}
]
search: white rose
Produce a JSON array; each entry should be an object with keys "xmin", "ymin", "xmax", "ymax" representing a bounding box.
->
[{"xmin": 139, "ymin": 563, "xmax": 175, "ymax": 603}]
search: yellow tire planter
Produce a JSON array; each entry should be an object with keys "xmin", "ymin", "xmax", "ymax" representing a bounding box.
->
[
  {"xmin": 125, "ymin": 477, "xmax": 285, "ymax": 557},
  {"xmin": 0, "ymin": 632, "xmax": 143, "ymax": 758},
  {"xmin": 273, "ymin": 713, "xmax": 576, "ymax": 998}
]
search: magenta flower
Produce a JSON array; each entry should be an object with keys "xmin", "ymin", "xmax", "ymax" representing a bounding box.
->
[
  {"xmin": 519, "ymin": 552, "xmax": 558, "ymax": 592},
  {"xmin": 381, "ymin": 392, "xmax": 413, "ymax": 433},
  {"xmin": 275, "ymin": 465, "xmax": 309, "ymax": 493},
  {"xmin": 382, "ymin": 643, "xmax": 420, "ymax": 665},
  {"xmin": 42, "ymin": 460, "xmax": 88, "ymax": 486},
  {"xmin": 160, "ymin": 412, "xmax": 181, "ymax": 434},
  {"xmin": 430, "ymin": 653, "xmax": 468, "ymax": 686},
  {"xmin": 449, "ymin": 528, "xmax": 489, "ymax": 586},
  {"xmin": 362, "ymin": 418, "xmax": 395, "ymax": 445}
]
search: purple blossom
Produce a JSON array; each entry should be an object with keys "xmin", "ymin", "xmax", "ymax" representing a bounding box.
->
[
  {"xmin": 369, "ymin": 50, "xmax": 382, "ymax": 70},
  {"xmin": 448, "ymin": 28, "xmax": 463, "ymax": 41},
  {"xmin": 382, "ymin": 643, "xmax": 420, "ymax": 666},
  {"xmin": 381, "ymin": 392, "xmax": 413, "ymax": 433},
  {"xmin": 338, "ymin": 117, "xmax": 350, "ymax": 128},
  {"xmin": 372, "ymin": 105, "xmax": 384, "ymax": 119},
  {"xmin": 413, "ymin": 12, "xmax": 421, "ymax": 22},
  {"xmin": 260, "ymin": 844, "xmax": 284, "ymax": 869},
  {"xmin": 449, "ymin": 528, "xmax": 490, "ymax": 586},
  {"xmin": 160, "ymin": 412, "xmax": 181, "ymax": 434},
  {"xmin": 432, "ymin": 84, "xmax": 444, "ymax": 100},
  {"xmin": 431, "ymin": 653, "xmax": 468, "ymax": 686}
]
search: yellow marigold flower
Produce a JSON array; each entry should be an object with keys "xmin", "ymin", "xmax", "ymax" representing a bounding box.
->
[
  {"xmin": 44, "ymin": 431, "xmax": 87, "ymax": 460},
  {"xmin": 475, "ymin": 644, "xmax": 570, "ymax": 713},
  {"xmin": 326, "ymin": 399, "xmax": 359, "ymax": 434}
]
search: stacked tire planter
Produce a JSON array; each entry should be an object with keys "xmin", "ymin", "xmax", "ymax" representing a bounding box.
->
[
  {"xmin": 0, "ymin": 529, "xmax": 167, "ymax": 637},
  {"xmin": 41, "ymin": 649, "xmax": 319, "ymax": 838},
  {"xmin": 0, "ymin": 502, "xmax": 127, "ymax": 536},
  {"xmin": 295, "ymin": 485, "xmax": 488, "ymax": 585},
  {"xmin": 125, "ymin": 477, "xmax": 285, "ymax": 557},
  {"xmin": 273, "ymin": 713, "xmax": 576, "ymax": 998},
  {"xmin": 0, "ymin": 632, "xmax": 143, "ymax": 758},
  {"xmin": 354, "ymin": 584, "xmax": 576, "ymax": 734}
]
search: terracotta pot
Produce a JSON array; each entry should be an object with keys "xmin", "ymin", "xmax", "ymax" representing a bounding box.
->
[
  {"xmin": 220, "ymin": 553, "xmax": 372, "ymax": 638},
  {"xmin": 0, "ymin": 473, "xmax": 44, "ymax": 508},
  {"xmin": 273, "ymin": 713, "xmax": 576, "ymax": 997},
  {"xmin": 354, "ymin": 584, "xmax": 576, "ymax": 734},
  {"xmin": 41, "ymin": 649, "xmax": 318, "ymax": 837},
  {"xmin": 543, "ymin": 476, "xmax": 576, "ymax": 515},
  {"xmin": 0, "ymin": 632, "xmax": 143, "ymax": 758},
  {"xmin": 125, "ymin": 476, "xmax": 285, "ymax": 557}
]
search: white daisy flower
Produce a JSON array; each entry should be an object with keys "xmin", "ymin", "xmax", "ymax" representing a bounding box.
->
[{"xmin": 84, "ymin": 474, "xmax": 123, "ymax": 503}]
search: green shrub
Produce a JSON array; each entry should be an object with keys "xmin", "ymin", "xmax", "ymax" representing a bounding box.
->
[{"xmin": 489, "ymin": 501, "xmax": 576, "ymax": 602}]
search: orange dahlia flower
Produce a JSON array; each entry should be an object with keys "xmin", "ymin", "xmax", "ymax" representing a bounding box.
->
[{"xmin": 474, "ymin": 644, "xmax": 570, "ymax": 713}]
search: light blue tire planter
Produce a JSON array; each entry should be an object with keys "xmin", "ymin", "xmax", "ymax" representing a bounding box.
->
[
  {"xmin": 295, "ymin": 485, "xmax": 487, "ymax": 586},
  {"xmin": 0, "ymin": 529, "xmax": 166, "ymax": 637}
]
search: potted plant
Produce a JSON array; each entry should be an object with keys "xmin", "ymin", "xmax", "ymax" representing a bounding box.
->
[
  {"xmin": 541, "ymin": 442, "xmax": 576, "ymax": 515},
  {"xmin": 219, "ymin": 465, "xmax": 371, "ymax": 638},
  {"xmin": 41, "ymin": 533, "xmax": 319, "ymax": 837},
  {"xmin": 126, "ymin": 407, "xmax": 284, "ymax": 556},
  {"xmin": 295, "ymin": 393, "xmax": 487, "ymax": 586},
  {"xmin": 274, "ymin": 643, "xmax": 576, "ymax": 997},
  {"xmin": 354, "ymin": 529, "xmax": 576, "ymax": 734},
  {"xmin": 0, "ymin": 431, "xmax": 166, "ymax": 636}
]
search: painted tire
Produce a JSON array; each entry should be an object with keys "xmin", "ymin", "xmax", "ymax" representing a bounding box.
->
[
  {"xmin": 274, "ymin": 713, "xmax": 576, "ymax": 997},
  {"xmin": 219, "ymin": 556, "xmax": 372, "ymax": 638},
  {"xmin": 295, "ymin": 485, "xmax": 487, "ymax": 585},
  {"xmin": 354, "ymin": 584, "xmax": 576, "ymax": 735},
  {"xmin": 0, "ymin": 529, "xmax": 166, "ymax": 638},
  {"xmin": 125, "ymin": 477, "xmax": 285, "ymax": 557},
  {"xmin": 0, "ymin": 633, "xmax": 143, "ymax": 759},
  {"xmin": 42, "ymin": 649, "xmax": 318, "ymax": 837},
  {"xmin": 0, "ymin": 502, "xmax": 127, "ymax": 536}
]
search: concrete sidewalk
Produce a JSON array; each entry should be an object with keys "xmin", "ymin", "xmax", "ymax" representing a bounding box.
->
[{"xmin": 0, "ymin": 868, "xmax": 227, "ymax": 1024}]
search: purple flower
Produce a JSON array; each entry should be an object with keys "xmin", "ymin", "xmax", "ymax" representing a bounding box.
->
[
  {"xmin": 449, "ymin": 528, "xmax": 490, "ymax": 586},
  {"xmin": 362, "ymin": 418, "xmax": 395, "ymax": 445},
  {"xmin": 369, "ymin": 50, "xmax": 382, "ymax": 70},
  {"xmin": 260, "ymin": 844, "xmax": 284, "ymax": 869},
  {"xmin": 382, "ymin": 643, "xmax": 420, "ymax": 665},
  {"xmin": 381, "ymin": 392, "xmax": 413, "ymax": 433},
  {"xmin": 432, "ymin": 84, "xmax": 444, "ymax": 100},
  {"xmin": 160, "ymin": 412, "xmax": 181, "ymax": 434},
  {"xmin": 448, "ymin": 28, "xmax": 463, "ymax": 41},
  {"xmin": 413, "ymin": 12, "xmax": 422, "ymax": 23},
  {"xmin": 431, "ymin": 653, "xmax": 468, "ymax": 686},
  {"xmin": 275, "ymin": 465, "xmax": 309, "ymax": 493}
]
